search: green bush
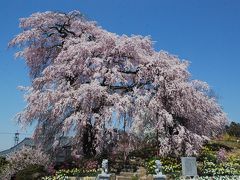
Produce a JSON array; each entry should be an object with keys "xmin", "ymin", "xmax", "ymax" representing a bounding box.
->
[
  {"xmin": 198, "ymin": 148, "xmax": 240, "ymax": 176},
  {"xmin": 228, "ymin": 156, "xmax": 240, "ymax": 164},
  {"xmin": 205, "ymin": 143, "xmax": 232, "ymax": 152},
  {"xmin": 226, "ymin": 122, "xmax": 240, "ymax": 137},
  {"xmin": 129, "ymin": 146, "xmax": 157, "ymax": 159},
  {"xmin": 42, "ymin": 168, "xmax": 101, "ymax": 179},
  {"xmin": 198, "ymin": 146, "xmax": 217, "ymax": 163},
  {"xmin": 199, "ymin": 175, "xmax": 240, "ymax": 180},
  {"xmin": 15, "ymin": 164, "xmax": 47, "ymax": 180},
  {"xmin": 0, "ymin": 157, "xmax": 8, "ymax": 174},
  {"xmin": 201, "ymin": 161, "xmax": 240, "ymax": 176},
  {"xmin": 146, "ymin": 157, "xmax": 181, "ymax": 179}
]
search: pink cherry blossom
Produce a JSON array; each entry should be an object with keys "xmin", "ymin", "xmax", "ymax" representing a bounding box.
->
[{"xmin": 10, "ymin": 11, "xmax": 228, "ymax": 157}]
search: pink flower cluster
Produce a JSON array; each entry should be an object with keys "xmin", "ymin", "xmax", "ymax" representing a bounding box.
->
[{"xmin": 10, "ymin": 11, "xmax": 228, "ymax": 157}]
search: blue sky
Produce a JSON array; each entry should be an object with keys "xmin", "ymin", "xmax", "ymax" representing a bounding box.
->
[{"xmin": 0, "ymin": 0, "xmax": 240, "ymax": 151}]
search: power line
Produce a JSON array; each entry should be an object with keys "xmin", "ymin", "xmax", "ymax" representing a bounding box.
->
[{"xmin": 0, "ymin": 132, "xmax": 31, "ymax": 135}]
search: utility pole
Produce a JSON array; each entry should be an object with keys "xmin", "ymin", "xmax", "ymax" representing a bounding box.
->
[{"xmin": 14, "ymin": 131, "xmax": 19, "ymax": 146}]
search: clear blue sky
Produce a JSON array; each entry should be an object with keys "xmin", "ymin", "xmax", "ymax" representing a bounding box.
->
[{"xmin": 0, "ymin": 0, "xmax": 240, "ymax": 151}]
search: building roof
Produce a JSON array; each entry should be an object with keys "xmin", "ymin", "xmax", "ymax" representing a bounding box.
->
[
  {"xmin": 0, "ymin": 136, "xmax": 73, "ymax": 157},
  {"xmin": 0, "ymin": 138, "xmax": 35, "ymax": 157}
]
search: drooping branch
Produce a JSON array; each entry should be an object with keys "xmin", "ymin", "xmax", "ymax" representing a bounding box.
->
[
  {"xmin": 11, "ymin": 10, "xmax": 228, "ymax": 158},
  {"xmin": 49, "ymin": 22, "xmax": 76, "ymax": 38}
]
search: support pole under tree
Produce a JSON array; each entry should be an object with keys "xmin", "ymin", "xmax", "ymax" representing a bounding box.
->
[
  {"xmin": 156, "ymin": 112, "xmax": 160, "ymax": 157},
  {"xmin": 156, "ymin": 129, "xmax": 159, "ymax": 157}
]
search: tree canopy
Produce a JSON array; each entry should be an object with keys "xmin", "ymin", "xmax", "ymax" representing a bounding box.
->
[
  {"xmin": 10, "ymin": 11, "xmax": 227, "ymax": 157},
  {"xmin": 226, "ymin": 122, "xmax": 240, "ymax": 137}
]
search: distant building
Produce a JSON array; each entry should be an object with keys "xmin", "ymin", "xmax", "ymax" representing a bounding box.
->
[
  {"xmin": 0, "ymin": 138, "xmax": 35, "ymax": 157},
  {"xmin": 0, "ymin": 137, "xmax": 72, "ymax": 163}
]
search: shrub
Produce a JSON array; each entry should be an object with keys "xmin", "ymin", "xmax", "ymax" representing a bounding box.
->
[
  {"xmin": 199, "ymin": 149, "xmax": 240, "ymax": 176},
  {"xmin": 42, "ymin": 168, "xmax": 101, "ymax": 179},
  {"xmin": 198, "ymin": 146, "xmax": 217, "ymax": 163},
  {"xmin": 199, "ymin": 175, "xmax": 240, "ymax": 180},
  {"xmin": 15, "ymin": 164, "xmax": 47, "ymax": 180},
  {"xmin": 107, "ymin": 152, "xmax": 141, "ymax": 173},
  {"xmin": 129, "ymin": 146, "xmax": 157, "ymax": 159},
  {"xmin": 83, "ymin": 159, "xmax": 98, "ymax": 170},
  {"xmin": 0, "ymin": 147, "xmax": 50, "ymax": 179},
  {"xmin": 146, "ymin": 157, "xmax": 181, "ymax": 179},
  {"xmin": 228, "ymin": 155, "xmax": 240, "ymax": 164},
  {"xmin": 226, "ymin": 122, "xmax": 240, "ymax": 137},
  {"xmin": 205, "ymin": 143, "xmax": 232, "ymax": 152},
  {"xmin": 0, "ymin": 157, "xmax": 8, "ymax": 174},
  {"xmin": 217, "ymin": 148, "xmax": 227, "ymax": 163},
  {"xmin": 201, "ymin": 161, "xmax": 240, "ymax": 176}
]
